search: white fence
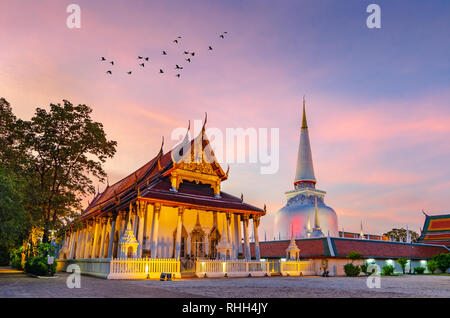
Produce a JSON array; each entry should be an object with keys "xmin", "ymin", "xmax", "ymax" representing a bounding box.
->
[
  {"xmin": 195, "ymin": 259, "xmax": 271, "ymax": 278},
  {"xmin": 58, "ymin": 258, "xmax": 180, "ymax": 279},
  {"xmin": 280, "ymin": 260, "xmax": 316, "ymax": 276}
]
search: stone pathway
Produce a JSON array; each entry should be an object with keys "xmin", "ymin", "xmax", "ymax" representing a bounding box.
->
[{"xmin": 1, "ymin": 267, "xmax": 449, "ymax": 298}]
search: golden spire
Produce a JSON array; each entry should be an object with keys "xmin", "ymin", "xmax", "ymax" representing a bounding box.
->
[{"xmin": 301, "ymin": 96, "xmax": 308, "ymax": 129}]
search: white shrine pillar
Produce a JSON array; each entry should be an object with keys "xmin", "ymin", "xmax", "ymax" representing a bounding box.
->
[
  {"xmin": 253, "ymin": 215, "xmax": 261, "ymax": 261},
  {"xmin": 69, "ymin": 230, "xmax": 77, "ymax": 259},
  {"xmin": 75, "ymin": 229, "xmax": 84, "ymax": 259},
  {"xmin": 150, "ymin": 203, "xmax": 161, "ymax": 258},
  {"xmin": 107, "ymin": 214, "xmax": 117, "ymax": 258},
  {"xmin": 242, "ymin": 214, "xmax": 251, "ymax": 261},
  {"xmin": 233, "ymin": 214, "xmax": 240, "ymax": 259},
  {"xmin": 137, "ymin": 201, "xmax": 146, "ymax": 258},
  {"xmin": 175, "ymin": 207, "xmax": 184, "ymax": 259},
  {"xmin": 83, "ymin": 222, "xmax": 92, "ymax": 259},
  {"xmin": 226, "ymin": 213, "xmax": 232, "ymax": 244}
]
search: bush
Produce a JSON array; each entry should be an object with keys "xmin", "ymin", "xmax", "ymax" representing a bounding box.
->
[
  {"xmin": 10, "ymin": 246, "xmax": 24, "ymax": 270},
  {"xmin": 427, "ymin": 260, "xmax": 438, "ymax": 274},
  {"xmin": 346, "ymin": 251, "xmax": 363, "ymax": 262},
  {"xmin": 344, "ymin": 263, "xmax": 361, "ymax": 277},
  {"xmin": 23, "ymin": 242, "xmax": 57, "ymax": 276},
  {"xmin": 414, "ymin": 267, "xmax": 425, "ymax": 274},
  {"xmin": 360, "ymin": 263, "xmax": 368, "ymax": 275},
  {"xmin": 382, "ymin": 264, "xmax": 395, "ymax": 276},
  {"xmin": 431, "ymin": 253, "xmax": 450, "ymax": 273}
]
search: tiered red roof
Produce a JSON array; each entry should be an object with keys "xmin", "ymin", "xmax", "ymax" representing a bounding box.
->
[{"xmin": 418, "ymin": 213, "xmax": 450, "ymax": 247}]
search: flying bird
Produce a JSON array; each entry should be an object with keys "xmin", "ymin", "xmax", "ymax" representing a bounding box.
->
[
  {"xmin": 162, "ymin": 51, "xmax": 167, "ymax": 55},
  {"xmin": 138, "ymin": 56, "xmax": 143, "ymax": 59},
  {"xmin": 224, "ymin": 31, "xmax": 228, "ymax": 34},
  {"xmin": 173, "ymin": 39, "xmax": 179, "ymax": 44},
  {"xmin": 176, "ymin": 74, "xmax": 181, "ymax": 78},
  {"xmin": 175, "ymin": 64, "xmax": 183, "ymax": 69},
  {"xmin": 220, "ymin": 34, "xmax": 224, "ymax": 39},
  {"xmin": 101, "ymin": 57, "xmax": 106, "ymax": 61},
  {"xmin": 127, "ymin": 71, "xmax": 132, "ymax": 74},
  {"xmin": 186, "ymin": 58, "xmax": 191, "ymax": 62},
  {"xmin": 159, "ymin": 69, "xmax": 164, "ymax": 73},
  {"xmin": 110, "ymin": 61, "xmax": 114, "ymax": 65},
  {"xmin": 106, "ymin": 70, "xmax": 112, "ymax": 74},
  {"xmin": 144, "ymin": 57, "xmax": 149, "ymax": 61},
  {"xmin": 190, "ymin": 52, "xmax": 195, "ymax": 56},
  {"xmin": 183, "ymin": 51, "xmax": 189, "ymax": 54},
  {"xmin": 140, "ymin": 63, "xmax": 145, "ymax": 67},
  {"xmin": 208, "ymin": 46, "xmax": 213, "ymax": 50}
]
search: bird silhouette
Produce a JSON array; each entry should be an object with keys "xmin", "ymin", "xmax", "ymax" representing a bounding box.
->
[
  {"xmin": 138, "ymin": 56, "xmax": 143, "ymax": 59},
  {"xmin": 190, "ymin": 52, "xmax": 195, "ymax": 56},
  {"xmin": 110, "ymin": 61, "xmax": 114, "ymax": 65},
  {"xmin": 106, "ymin": 71, "xmax": 112, "ymax": 74},
  {"xmin": 183, "ymin": 51, "xmax": 189, "ymax": 54},
  {"xmin": 177, "ymin": 36, "xmax": 182, "ymax": 39},
  {"xmin": 162, "ymin": 51, "xmax": 167, "ymax": 55},
  {"xmin": 220, "ymin": 34, "xmax": 224, "ymax": 39},
  {"xmin": 173, "ymin": 39, "xmax": 178, "ymax": 44},
  {"xmin": 144, "ymin": 57, "xmax": 149, "ymax": 61},
  {"xmin": 127, "ymin": 71, "xmax": 132, "ymax": 74},
  {"xmin": 175, "ymin": 64, "xmax": 183, "ymax": 69},
  {"xmin": 224, "ymin": 31, "xmax": 228, "ymax": 34},
  {"xmin": 186, "ymin": 58, "xmax": 191, "ymax": 62},
  {"xmin": 140, "ymin": 63, "xmax": 145, "ymax": 67},
  {"xmin": 159, "ymin": 69, "xmax": 164, "ymax": 73},
  {"xmin": 208, "ymin": 46, "xmax": 213, "ymax": 50},
  {"xmin": 176, "ymin": 74, "xmax": 181, "ymax": 78},
  {"xmin": 101, "ymin": 57, "xmax": 106, "ymax": 61}
]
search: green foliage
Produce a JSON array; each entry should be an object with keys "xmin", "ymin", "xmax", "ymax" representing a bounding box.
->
[
  {"xmin": 0, "ymin": 98, "xmax": 117, "ymax": 246},
  {"xmin": 396, "ymin": 257, "xmax": 408, "ymax": 274},
  {"xmin": 344, "ymin": 263, "xmax": 361, "ymax": 277},
  {"xmin": 346, "ymin": 251, "xmax": 363, "ymax": 262},
  {"xmin": 382, "ymin": 264, "xmax": 395, "ymax": 276},
  {"xmin": 427, "ymin": 260, "xmax": 438, "ymax": 274},
  {"xmin": 383, "ymin": 228, "xmax": 419, "ymax": 243},
  {"xmin": 23, "ymin": 242, "xmax": 57, "ymax": 276},
  {"xmin": 414, "ymin": 267, "xmax": 425, "ymax": 274},
  {"xmin": 10, "ymin": 246, "xmax": 24, "ymax": 270},
  {"xmin": 360, "ymin": 263, "xmax": 368, "ymax": 275},
  {"xmin": 431, "ymin": 253, "xmax": 450, "ymax": 273}
]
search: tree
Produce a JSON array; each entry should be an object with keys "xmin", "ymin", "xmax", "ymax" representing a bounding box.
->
[
  {"xmin": 427, "ymin": 260, "xmax": 438, "ymax": 274},
  {"xmin": 396, "ymin": 257, "xmax": 408, "ymax": 274},
  {"xmin": 431, "ymin": 253, "xmax": 450, "ymax": 273},
  {"xmin": 20, "ymin": 100, "xmax": 117, "ymax": 242},
  {"xmin": 383, "ymin": 228, "xmax": 419, "ymax": 243},
  {"xmin": 346, "ymin": 251, "xmax": 363, "ymax": 262}
]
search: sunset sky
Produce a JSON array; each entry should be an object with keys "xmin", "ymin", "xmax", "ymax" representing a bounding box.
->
[{"xmin": 1, "ymin": 0, "xmax": 450, "ymax": 238}]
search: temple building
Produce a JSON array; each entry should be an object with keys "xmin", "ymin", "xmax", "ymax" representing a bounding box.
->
[
  {"xmin": 59, "ymin": 117, "xmax": 265, "ymax": 272},
  {"xmin": 418, "ymin": 212, "xmax": 450, "ymax": 247},
  {"xmin": 274, "ymin": 98, "xmax": 338, "ymax": 239}
]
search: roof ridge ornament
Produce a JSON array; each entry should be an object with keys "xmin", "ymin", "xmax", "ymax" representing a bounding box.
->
[{"xmin": 301, "ymin": 95, "xmax": 308, "ymax": 129}]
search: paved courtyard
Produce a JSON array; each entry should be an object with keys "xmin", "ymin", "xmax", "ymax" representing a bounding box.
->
[{"xmin": 0, "ymin": 267, "xmax": 449, "ymax": 298}]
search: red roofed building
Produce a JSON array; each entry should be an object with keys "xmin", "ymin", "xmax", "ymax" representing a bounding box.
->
[
  {"xmin": 60, "ymin": 118, "xmax": 265, "ymax": 266},
  {"xmin": 418, "ymin": 213, "xmax": 450, "ymax": 247}
]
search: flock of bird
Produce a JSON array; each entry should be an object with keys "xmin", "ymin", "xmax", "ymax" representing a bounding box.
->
[{"xmin": 100, "ymin": 32, "xmax": 228, "ymax": 78}]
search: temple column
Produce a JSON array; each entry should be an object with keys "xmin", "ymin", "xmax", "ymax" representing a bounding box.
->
[
  {"xmin": 175, "ymin": 207, "xmax": 184, "ymax": 259},
  {"xmin": 233, "ymin": 214, "xmax": 240, "ymax": 259},
  {"xmin": 204, "ymin": 233, "xmax": 209, "ymax": 257},
  {"xmin": 150, "ymin": 203, "xmax": 161, "ymax": 258},
  {"xmin": 119, "ymin": 211, "xmax": 126, "ymax": 235},
  {"xmin": 226, "ymin": 213, "xmax": 231, "ymax": 243},
  {"xmin": 187, "ymin": 233, "xmax": 191, "ymax": 257},
  {"xmin": 69, "ymin": 231, "xmax": 77, "ymax": 259},
  {"xmin": 253, "ymin": 215, "xmax": 261, "ymax": 261},
  {"xmin": 99, "ymin": 217, "xmax": 109, "ymax": 258},
  {"xmin": 107, "ymin": 214, "xmax": 117, "ymax": 258},
  {"xmin": 137, "ymin": 202, "xmax": 146, "ymax": 258},
  {"xmin": 76, "ymin": 229, "xmax": 84, "ymax": 259},
  {"xmin": 143, "ymin": 203, "xmax": 152, "ymax": 250},
  {"xmin": 83, "ymin": 223, "xmax": 92, "ymax": 258},
  {"xmin": 90, "ymin": 219, "xmax": 100, "ymax": 258},
  {"xmin": 242, "ymin": 214, "xmax": 251, "ymax": 260}
]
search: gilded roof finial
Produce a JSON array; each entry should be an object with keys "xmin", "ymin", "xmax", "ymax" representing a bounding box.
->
[{"xmin": 301, "ymin": 95, "xmax": 308, "ymax": 129}]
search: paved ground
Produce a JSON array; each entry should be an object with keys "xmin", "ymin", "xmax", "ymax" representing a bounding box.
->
[{"xmin": 1, "ymin": 267, "xmax": 449, "ymax": 298}]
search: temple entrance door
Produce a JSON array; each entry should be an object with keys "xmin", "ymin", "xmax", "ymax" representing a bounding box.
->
[{"xmin": 191, "ymin": 228, "xmax": 205, "ymax": 259}]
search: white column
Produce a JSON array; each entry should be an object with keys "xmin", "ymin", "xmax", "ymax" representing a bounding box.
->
[
  {"xmin": 204, "ymin": 233, "xmax": 209, "ymax": 257},
  {"xmin": 150, "ymin": 203, "xmax": 161, "ymax": 258},
  {"xmin": 107, "ymin": 215, "xmax": 117, "ymax": 258},
  {"xmin": 233, "ymin": 214, "xmax": 240, "ymax": 259},
  {"xmin": 242, "ymin": 215, "xmax": 251, "ymax": 260},
  {"xmin": 83, "ymin": 224, "xmax": 91, "ymax": 259},
  {"xmin": 69, "ymin": 231, "xmax": 76, "ymax": 259},
  {"xmin": 90, "ymin": 220, "xmax": 100, "ymax": 258},
  {"xmin": 137, "ymin": 202, "xmax": 146, "ymax": 258},
  {"xmin": 226, "ymin": 213, "xmax": 231, "ymax": 242},
  {"xmin": 253, "ymin": 215, "xmax": 261, "ymax": 261},
  {"xmin": 175, "ymin": 207, "xmax": 184, "ymax": 259},
  {"xmin": 76, "ymin": 229, "xmax": 84, "ymax": 259},
  {"xmin": 99, "ymin": 217, "xmax": 108, "ymax": 258},
  {"xmin": 187, "ymin": 233, "xmax": 191, "ymax": 257}
]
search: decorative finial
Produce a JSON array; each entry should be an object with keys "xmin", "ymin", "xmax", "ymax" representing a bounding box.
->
[
  {"xmin": 202, "ymin": 112, "xmax": 208, "ymax": 133},
  {"xmin": 422, "ymin": 209, "xmax": 429, "ymax": 217},
  {"xmin": 301, "ymin": 95, "xmax": 308, "ymax": 129},
  {"xmin": 225, "ymin": 165, "xmax": 230, "ymax": 178},
  {"xmin": 241, "ymin": 193, "xmax": 244, "ymax": 201},
  {"xmin": 264, "ymin": 204, "xmax": 267, "ymax": 213}
]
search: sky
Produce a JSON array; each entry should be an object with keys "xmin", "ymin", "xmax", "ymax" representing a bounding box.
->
[{"xmin": 1, "ymin": 0, "xmax": 450, "ymax": 238}]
